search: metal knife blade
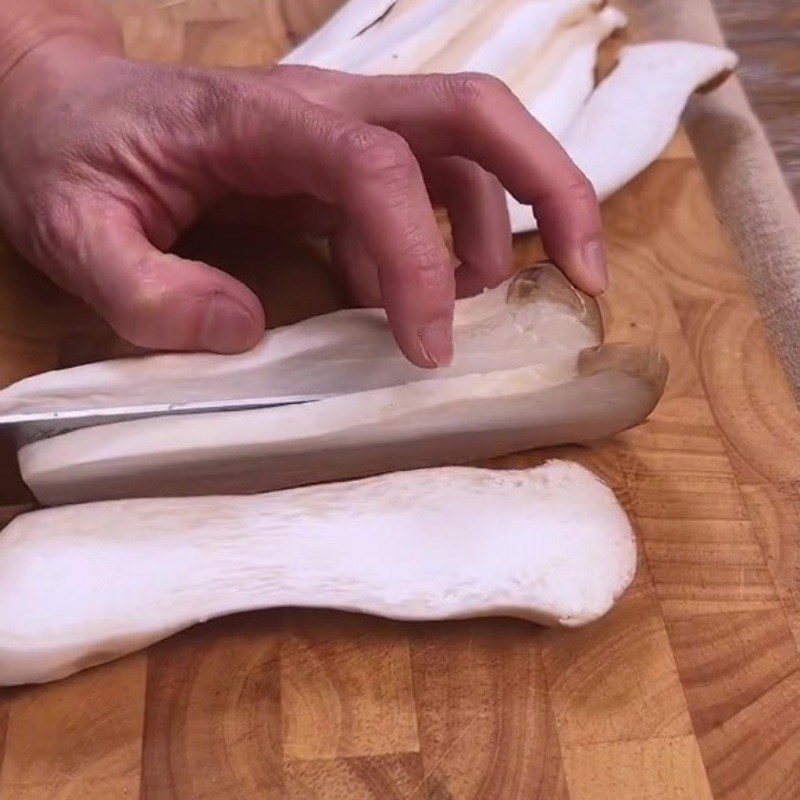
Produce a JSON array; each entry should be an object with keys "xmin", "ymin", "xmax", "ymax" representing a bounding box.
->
[{"xmin": 0, "ymin": 393, "xmax": 332, "ymax": 445}]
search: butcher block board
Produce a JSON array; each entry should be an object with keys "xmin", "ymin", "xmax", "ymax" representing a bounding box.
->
[{"xmin": 2, "ymin": 2, "xmax": 800, "ymax": 799}]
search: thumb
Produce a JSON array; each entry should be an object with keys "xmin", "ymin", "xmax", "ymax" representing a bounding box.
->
[{"xmin": 78, "ymin": 219, "xmax": 265, "ymax": 353}]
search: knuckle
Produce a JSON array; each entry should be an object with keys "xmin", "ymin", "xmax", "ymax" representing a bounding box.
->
[
  {"xmin": 404, "ymin": 241, "xmax": 450, "ymax": 290},
  {"xmin": 416, "ymin": 260, "xmax": 449, "ymax": 291},
  {"xmin": 292, "ymin": 99, "xmax": 331, "ymax": 139},
  {"xmin": 444, "ymin": 72, "xmax": 511, "ymax": 109},
  {"xmin": 336, "ymin": 125, "xmax": 416, "ymax": 181},
  {"xmin": 178, "ymin": 72, "xmax": 239, "ymax": 128},
  {"xmin": 566, "ymin": 171, "xmax": 598, "ymax": 205}
]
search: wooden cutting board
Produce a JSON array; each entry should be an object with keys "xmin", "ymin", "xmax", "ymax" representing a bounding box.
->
[{"xmin": 2, "ymin": 2, "xmax": 800, "ymax": 798}]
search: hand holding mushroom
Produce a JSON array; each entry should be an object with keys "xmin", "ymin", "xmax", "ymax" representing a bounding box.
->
[{"xmin": 0, "ymin": 0, "xmax": 609, "ymax": 368}]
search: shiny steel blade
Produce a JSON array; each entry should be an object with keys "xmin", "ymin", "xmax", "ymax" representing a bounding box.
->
[{"xmin": 0, "ymin": 393, "xmax": 331, "ymax": 445}]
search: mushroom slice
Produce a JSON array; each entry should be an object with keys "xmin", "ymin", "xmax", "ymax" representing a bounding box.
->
[
  {"xmin": 280, "ymin": 0, "xmax": 398, "ymax": 66},
  {"xmin": 510, "ymin": 5, "xmax": 629, "ymax": 138},
  {"xmin": 413, "ymin": 0, "xmax": 600, "ymax": 76},
  {"xmin": 301, "ymin": 0, "xmax": 483, "ymax": 72},
  {"xmin": 18, "ymin": 341, "xmax": 666, "ymax": 505},
  {"xmin": 0, "ymin": 460, "xmax": 637, "ymax": 686},
  {"xmin": 564, "ymin": 40, "xmax": 738, "ymax": 200},
  {"xmin": 509, "ymin": 40, "xmax": 738, "ymax": 233}
]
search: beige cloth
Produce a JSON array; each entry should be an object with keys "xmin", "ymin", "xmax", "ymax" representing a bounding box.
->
[{"xmin": 615, "ymin": 0, "xmax": 800, "ymax": 399}]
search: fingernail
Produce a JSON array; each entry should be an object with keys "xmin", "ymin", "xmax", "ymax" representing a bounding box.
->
[
  {"xmin": 200, "ymin": 294, "xmax": 260, "ymax": 353},
  {"xmin": 418, "ymin": 318, "xmax": 454, "ymax": 368},
  {"xmin": 581, "ymin": 239, "xmax": 609, "ymax": 294}
]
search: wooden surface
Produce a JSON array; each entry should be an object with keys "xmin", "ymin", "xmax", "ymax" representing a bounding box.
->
[
  {"xmin": 714, "ymin": 0, "xmax": 800, "ymax": 202},
  {"xmin": 2, "ymin": 2, "xmax": 800, "ymax": 798}
]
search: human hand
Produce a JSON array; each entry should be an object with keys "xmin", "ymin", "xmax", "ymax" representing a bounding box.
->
[{"xmin": 0, "ymin": 33, "xmax": 606, "ymax": 368}]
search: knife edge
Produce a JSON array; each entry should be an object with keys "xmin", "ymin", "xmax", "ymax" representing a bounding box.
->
[{"xmin": 0, "ymin": 393, "xmax": 333, "ymax": 444}]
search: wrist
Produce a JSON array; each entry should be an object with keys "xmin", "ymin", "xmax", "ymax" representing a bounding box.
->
[{"xmin": 0, "ymin": 0, "xmax": 123, "ymax": 90}]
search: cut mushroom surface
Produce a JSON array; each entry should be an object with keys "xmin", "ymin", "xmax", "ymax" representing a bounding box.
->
[
  {"xmin": 0, "ymin": 460, "xmax": 638, "ymax": 686},
  {"xmin": 20, "ymin": 342, "xmax": 667, "ymax": 505}
]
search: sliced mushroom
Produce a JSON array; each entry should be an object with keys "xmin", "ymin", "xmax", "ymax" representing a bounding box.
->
[
  {"xmin": 3, "ymin": 265, "xmax": 667, "ymax": 505},
  {"xmin": 563, "ymin": 40, "xmax": 738, "ymax": 200},
  {"xmin": 279, "ymin": 0, "xmax": 398, "ymax": 66},
  {"xmin": 301, "ymin": 0, "xmax": 484, "ymax": 73},
  {"xmin": 0, "ymin": 460, "xmax": 637, "ymax": 685},
  {"xmin": 415, "ymin": 0, "xmax": 600, "ymax": 76},
  {"xmin": 19, "ymin": 341, "xmax": 666, "ymax": 505},
  {"xmin": 508, "ymin": 40, "xmax": 738, "ymax": 233},
  {"xmin": 509, "ymin": 5, "xmax": 629, "ymax": 138}
]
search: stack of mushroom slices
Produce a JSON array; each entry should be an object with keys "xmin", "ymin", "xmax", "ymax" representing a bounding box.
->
[{"xmin": 283, "ymin": 0, "xmax": 738, "ymax": 233}]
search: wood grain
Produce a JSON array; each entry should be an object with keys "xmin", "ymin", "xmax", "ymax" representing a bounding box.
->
[
  {"xmin": 562, "ymin": 736, "xmax": 714, "ymax": 800},
  {"xmin": 0, "ymin": 657, "xmax": 146, "ymax": 800},
  {"xmin": 0, "ymin": 2, "xmax": 799, "ymax": 798},
  {"xmin": 284, "ymin": 753, "xmax": 426, "ymax": 800},
  {"xmin": 280, "ymin": 613, "xmax": 419, "ymax": 761},
  {"xmin": 410, "ymin": 619, "xmax": 568, "ymax": 800},
  {"xmin": 741, "ymin": 483, "xmax": 800, "ymax": 648},
  {"xmin": 140, "ymin": 613, "xmax": 284, "ymax": 799},
  {"xmin": 539, "ymin": 588, "xmax": 694, "ymax": 746}
]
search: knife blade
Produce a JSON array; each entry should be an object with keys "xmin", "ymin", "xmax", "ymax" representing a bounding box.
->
[{"xmin": 0, "ymin": 393, "xmax": 332, "ymax": 445}]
